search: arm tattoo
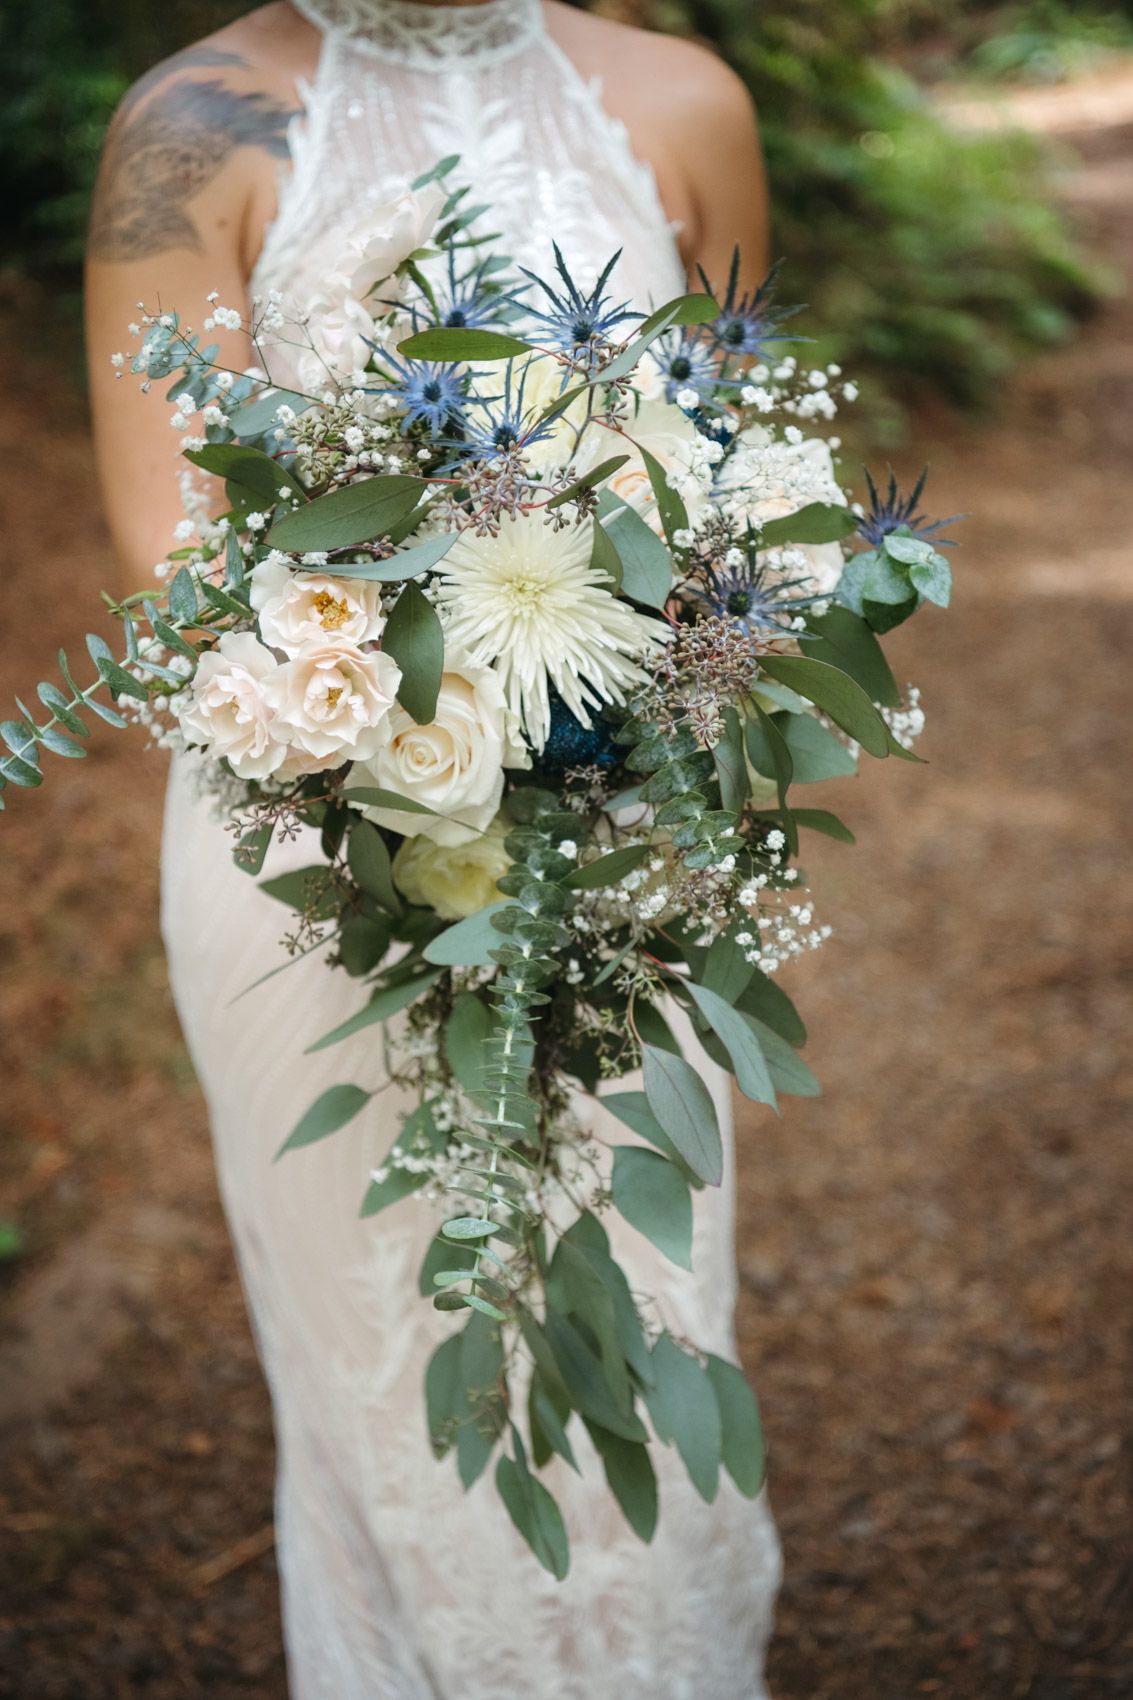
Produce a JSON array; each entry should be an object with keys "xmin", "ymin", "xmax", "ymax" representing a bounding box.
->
[{"xmin": 88, "ymin": 68, "xmax": 298, "ymax": 264}]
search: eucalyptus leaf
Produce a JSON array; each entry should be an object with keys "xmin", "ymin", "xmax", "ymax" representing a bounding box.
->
[
  {"xmin": 598, "ymin": 496, "xmax": 672, "ymax": 608},
  {"xmin": 641, "ymin": 1046, "xmax": 723, "ymax": 1187},
  {"xmin": 775, "ymin": 711, "xmax": 858, "ymax": 783},
  {"xmin": 398, "ymin": 327, "xmax": 533, "ymax": 361},
  {"xmin": 563, "ymin": 844, "xmax": 648, "ymax": 891},
  {"xmin": 383, "ymin": 581, "xmax": 444, "ymax": 724},
  {"xmin": 297, "ymin": 532, "xmax": 455, "ymax": 582},
  {"xmin": 712, "ymin": 706, "xmax": 749, "ymax": 814},
  {"xmin": 545, "ymin": 455, "xmax": 629, "ymax": 511},
  {"xmin": 184, "ymin": 442, "xmax": 304, "ymax": 506},
  {"xmin": 445, "ymin": 992, "xmax": 493, "ymax": 1096},
  {"xmin": 799, "ymin": 608, "xmax": 898, "ymax": 707},
  {"xmin": 266, "ymin": 475, "xmax": 428, "ymax": 552},
  {"xmin": 611, "ymin": 1146, "xmax": 693, "ymax": 1270},
  {"xmin": 705, "ymin": 1354, "xmax": 765, "ymax": 1498},
  {"xmin": 758, "ymin": 502, "xmax": 856, "ymax": 549},
  {"xmin": 423, "ymin": 901, "xmax": 511, "ymax": 967},
  {"xmin": 584, "ymin": 1422, "xmax": 658, "ymax": 1542},
  {"xmin": 645, "ymin": 1333, "xmax": 721, "ymax": 1503},
  {"xmin": 759, "ymin": 655, "xmax": 890, "ymax": 758},
  {"xmin": 277, "ymin": 1083, "xmax": 370, "ymax": 1159},
  {"xmin": 347, "ymin": 820, "xmax": 402, "ymax": 914},
  {"xmin": 306, "ymin": 968, "xmax": 443, "ymax": 1051},
  {"xmin": 496, "ymin": 1443, "xmax": 570, "ymax": 1580},
  {"xmin": 686, "ymin": 983, "xmax": 777, "ymax": 1110}
]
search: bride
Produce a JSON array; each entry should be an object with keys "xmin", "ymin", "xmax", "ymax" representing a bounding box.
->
[{"xmin": 86, "ymin": 2, "xmax": 782, "ymax": 1694}]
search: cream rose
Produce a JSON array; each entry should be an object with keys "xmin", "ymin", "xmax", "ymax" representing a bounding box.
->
[
  {"xmin": 349, "ymin": 182, "xmax": 446, "ymax": 303},
  {"xmin": 250, "ymin": 557, "xmax": 385, "ymax": 656},
  {"xmin": 263, "ymin": 641, "xmax": 401, "ymax": 778},
  {"xmin": 178, "ymin": 632, "xmax": 285, "ymax": 781},
  {"xmin": 392, "ymin": 818, "xmax": 511, "ymax": 920},
  {"xmin": 352, "ymin": 652, "xmax": 528, "ymax": 847}
]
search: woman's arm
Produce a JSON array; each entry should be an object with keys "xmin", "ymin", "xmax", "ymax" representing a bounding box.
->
[
  {"xmin": 85, "ymin": 28, "xmax": 302, "ymax": 587},
  {"xmin": 676, "ymin": 55, "xmax": 770, "ymax": 293}
]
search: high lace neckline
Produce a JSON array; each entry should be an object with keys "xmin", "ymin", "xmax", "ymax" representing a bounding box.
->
[{"xmin": 290, "ymin": 0, "xmax": 544, "ymax": 67}]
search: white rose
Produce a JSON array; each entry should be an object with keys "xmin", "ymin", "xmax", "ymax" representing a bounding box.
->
[
  {"xmin": 352, "ymin": 651, "xmax": 529, "ymax": 847},
  {"xmin": 250, "ymin": 556, "xmax": 385, "ymax": 656},
  {"xmin": 177, "ymin": 632, "xmax": 286, "ymax": 781},
  {"xmin": 299, "ymin": 278, "xmax": 381, "ymax": 389},
  {"xmin": 349, "ymin": 182, "xmax": 447, "ymax": 303},
  {"xmin": 392, "ymin": 817, "xmax": 511, "ymax": 921},
  {"xmin": 263, "ymin": 641, "xmax": 401, "ymax": 778}
]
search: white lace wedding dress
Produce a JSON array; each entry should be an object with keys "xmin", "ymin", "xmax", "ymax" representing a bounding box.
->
[{"xmin": 161, "ymin": 1, "xmax": 782, "ymax": 1693}]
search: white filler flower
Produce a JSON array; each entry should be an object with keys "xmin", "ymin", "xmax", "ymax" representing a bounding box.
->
[
  {"xmin": 263, "ymin": 641, "xmax": 401, "ymax": 777},
  {"xmin": 250, "ymin": 556, "xmax": 385, "ymax": 656},
  {"xmin": 435, "ymin": 512, "xmax": 662, "ymax": 750}
]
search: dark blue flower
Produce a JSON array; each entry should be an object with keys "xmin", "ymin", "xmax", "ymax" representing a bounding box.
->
[
  {"xmin": 697, "ymin": 530, "xmax": 822, "ymax": 636},
  {"xmin": 700, "ymin": 253, "xmax": 802, "ymax": 361},
  {"xmin": 434, "ymin": 252, "xmax": 527, "ymax": 331},
  {"xmin": 448, "ymin": 360, "xmax": 562, "ymax": 464},
  {"xmin": 520, "ymin": 245, "xmax": 640, "ymax": 369},
  {"xmin": 368, "ymin": 353, "xmax": 468, "ymax": 438},
  {"xmin": 858, "ymin": 467, "xmax": 961, "ymax": 548},
  {"xmin": 540, "ymin": 690, "xmax": 623, "ymax": 773},
  {"xmin": 650, "ymin": 331, "xmax": 722, "ymax": 405}
]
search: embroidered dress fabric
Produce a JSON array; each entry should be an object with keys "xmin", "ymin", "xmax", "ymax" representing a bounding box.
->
[{"xmin": 160, "ymin": 3, "xmax": 782, "ymax": 1694}]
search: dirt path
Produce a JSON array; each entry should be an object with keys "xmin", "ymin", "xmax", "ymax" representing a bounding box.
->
[{"xmin": 2, "ymin": 81, "xmax": 1131, "ymax": 1700}]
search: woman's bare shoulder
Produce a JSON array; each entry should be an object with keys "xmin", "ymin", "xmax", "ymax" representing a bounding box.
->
[
  {"xmin": 545, "ymin": 4, "xmax": 753, "ymax": 119},
  {"xmin": 88, "ymin": 6, "xmax": 318, "ymax": 267}
]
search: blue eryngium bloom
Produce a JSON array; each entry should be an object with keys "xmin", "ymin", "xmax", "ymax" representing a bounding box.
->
[
  {"xmin": 449, "ymin": 360, "xmax": 562, "ymax": 463},
  {"xmin": 369, "ymin": 353, "xmax": 468, "ymax": 438},
  {"xmin": 858, "ymin": 467, "xmax": 961, "ymax": 548},
  {"xmin": 520, "ymin": 245, "xmax": 640, "ymax": 367},
  {"xmin": 435, "ymin": 252, "xmax": 527, "ymax": 331},
  {"xmin": 699, "ymin": 252, "xmax": 802, "ymax": 360},
  {"xmin": 699, "ymin": 530, "xmax": 822, "ymax": 636},
  {"xmin": 650, "ymin": 330, "xmax": 723, "ymax": 405}
]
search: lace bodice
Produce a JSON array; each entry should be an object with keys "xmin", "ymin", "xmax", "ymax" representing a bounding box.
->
[{"xmin": 255, "ymin": 0, "xmax": 686, "ymax": 327}]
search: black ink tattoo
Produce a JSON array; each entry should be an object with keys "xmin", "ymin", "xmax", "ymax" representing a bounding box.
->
[{"xmin": 88, "ymin": 69, "xmax": 298, "ymax": 263}]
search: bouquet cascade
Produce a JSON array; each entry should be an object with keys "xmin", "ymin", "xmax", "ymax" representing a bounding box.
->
[{"xmin": 1, "ymin": 160, "xmax": 956, "ymax": 1575}]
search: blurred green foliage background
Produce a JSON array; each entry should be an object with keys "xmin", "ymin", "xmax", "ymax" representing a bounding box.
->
[{"xmin": 0, "ymin": 0, "xmax": 1128, "ymax": 412}]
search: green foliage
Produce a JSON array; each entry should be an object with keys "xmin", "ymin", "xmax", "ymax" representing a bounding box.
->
[{"xmin": 645, "ymin": 0, "xmax": 1107, "ymax": 411}]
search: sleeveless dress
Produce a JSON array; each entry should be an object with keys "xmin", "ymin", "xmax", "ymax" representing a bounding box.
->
[{"xmin": 160, "ymin": 3, "xmax": 783, "ymax": 1694}]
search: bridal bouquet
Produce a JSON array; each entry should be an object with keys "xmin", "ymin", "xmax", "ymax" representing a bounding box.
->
[{"xmin": 1, "ymin": 161, "xmax": 955, "ymax": 1574}]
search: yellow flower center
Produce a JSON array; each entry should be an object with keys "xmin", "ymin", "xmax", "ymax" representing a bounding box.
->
[
  {"xmin": 313, "ymin": 589, "xmax": 352, "ymax": 631},
  {"xmin": 325, "ymin": 686, "xmax": 344, "ymax": 710}
]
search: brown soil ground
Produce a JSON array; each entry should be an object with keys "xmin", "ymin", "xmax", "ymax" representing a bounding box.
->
[{"xmin": 2, "ymin": 78, "xmax": 1131, "ymax": 1700}]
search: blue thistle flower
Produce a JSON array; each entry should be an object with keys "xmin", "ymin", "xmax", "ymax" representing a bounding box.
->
[
  {"xmin": 698, "ymin": 529, "xmax": 823, "ymax": 637},
  {"xmin": 434, "ymin": 252, "xmax": 527, "ymax": 331},
  {"xmin": 369, "ymin": 353, "xmax": 468, "ymax": 438},
  {"xmin": 699, "ymin": 253, "xmax": 802, "ymax": 361},
  {"xmin": 858, "ymin": 467, "xmax": 961, "ymax": 549},
  {"xmin": 520, "ymin": 245, "xmax": 640, "ymax": 369},
  {"xmin": 650, "ymin": 330, "xmax": 723, "ymax": 405},
  {"xmin": 448, "ymin": 360, "xmax": 562, "ymax": 464}
]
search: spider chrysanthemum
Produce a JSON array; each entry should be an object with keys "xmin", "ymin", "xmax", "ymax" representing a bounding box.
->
[{"xmin": 434, "ymin": 512, "xmax": 663, "ymax": 750}]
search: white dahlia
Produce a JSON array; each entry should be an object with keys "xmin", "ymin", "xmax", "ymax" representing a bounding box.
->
[{"xmin": 434, "ymin": 512, "xmax": 663, "ymax": 750}]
